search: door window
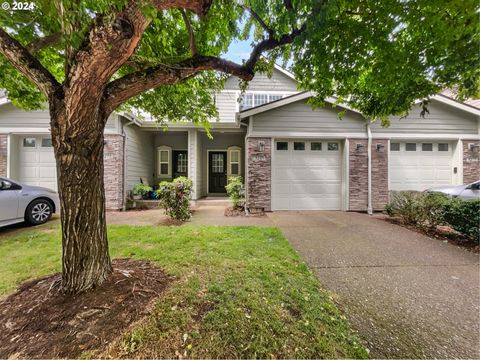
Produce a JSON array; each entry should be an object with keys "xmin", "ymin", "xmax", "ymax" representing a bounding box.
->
[
  {"xmin": 276, "ymin": 142, "xmax": 288, "ymax": 151},
  {"xmin": 23, "ymin": 138, "xmax": 36, "ymax": 147},
  {"xmin": 212, "ymin": 154, "xmax": 225, "ymax": 173},
  {"xmin": 176, "ymin": 153, "xmax": 188, "ymax": 173}
]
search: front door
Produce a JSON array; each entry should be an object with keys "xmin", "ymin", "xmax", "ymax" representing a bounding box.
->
[
  {"xmin": 209, "ymin": 152, "xmax": 227, "ymax": 193},
  {"xmin": 173, "ymin": 151, "xmax": 188, "ymax": 179}
]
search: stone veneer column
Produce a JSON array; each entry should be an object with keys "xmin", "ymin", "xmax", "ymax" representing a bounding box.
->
[
  {"xmin": 103, "ymin": 134, "xmax": 124, "ymax": 210},
  {"xmin": 349, "ymin": 139, "xmax": 368, "ymax": 211},
  {"xmin": 246, "ymin": 137, "xmax": 271, "ymax": 212},
  {"xmin": 0, "ymin": 134, "xmax": 7, "ymax": 177},
  {"xmin": 371, "ymin": 139, "xmax": 389, "ymax": 210},
  {"xmin": 463, "ymin": 139, "xmax": 480, "ymax": 184}
]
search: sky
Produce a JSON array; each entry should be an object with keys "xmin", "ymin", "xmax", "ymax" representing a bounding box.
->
[{"xmin": 224, "ymin": 38, "xmax": 254, "ymax": 63}]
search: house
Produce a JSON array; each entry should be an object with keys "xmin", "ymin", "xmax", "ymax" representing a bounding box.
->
[{"xmin": 0, "ymin": 66, "xmax": 478, "ymax": 212}]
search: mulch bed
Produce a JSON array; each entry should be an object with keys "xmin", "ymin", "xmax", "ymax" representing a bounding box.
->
[
  {"xmin": 379, "ymin": 214, "xmax": 479, "ymax": 253},
  {"xmin": 224, "ymin": 207, "xmax": 266, "ymax": 217},
  {"xmin": 0, "ymin": 259, "xmax": 173, "ymax": 359}
]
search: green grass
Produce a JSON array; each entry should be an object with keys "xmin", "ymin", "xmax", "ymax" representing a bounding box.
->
[{"xmin": 0, "ymin": 222, "xmax": 368, "ymax": 359}]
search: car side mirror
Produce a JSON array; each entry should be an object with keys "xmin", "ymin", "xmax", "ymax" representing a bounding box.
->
[
  {"xmin": 466, "ymin": 183, "xmax": 480, "ymax": 190},
  {"xmin": 0, "ymin": 181, "xmax": 12, "ymax": 190}
]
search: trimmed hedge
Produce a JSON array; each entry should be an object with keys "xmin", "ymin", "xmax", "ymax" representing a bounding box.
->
[
  {"xmin": 385, "ymin": 191, "xmax": 479, "ymax": 243},
  {"xmin": 225, "ymin": 176, "xmax": 245, "ymax": 209}
]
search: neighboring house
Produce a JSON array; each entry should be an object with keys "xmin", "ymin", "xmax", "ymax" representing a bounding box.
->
[{"xmin": 0, "ymin": 66, "xmax": 479, "ymax": 212}]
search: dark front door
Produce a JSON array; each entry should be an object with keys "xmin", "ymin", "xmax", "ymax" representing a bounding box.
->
[
  {"xmin": 209, "ymin": 151, "xmax": 227, "ymax": 193},
  {"xmin": 173, "ymin": 151, "xmax": 188, "ymax": 178}
]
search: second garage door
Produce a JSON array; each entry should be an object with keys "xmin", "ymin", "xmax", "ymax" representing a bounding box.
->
[
  {"xmin": 18, "ymin": 136, "xmax": 57, "ymax": 191},
  {"xmin": 389, "ymin": 141, "xmax": 453, "ymax": 191},
  {"xmin": 272, "ymin": 139, "xmax": 343, "ymax": 210}
]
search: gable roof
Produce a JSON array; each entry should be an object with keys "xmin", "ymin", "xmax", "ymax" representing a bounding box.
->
[{"xmin": 239, "ymin": 91, "xmax": 480, "ymax": 119}]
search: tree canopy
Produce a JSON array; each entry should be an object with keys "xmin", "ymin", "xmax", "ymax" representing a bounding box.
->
[{"xmin": 0, "ymin": 0, "xmax": 478, "ymax": 122}]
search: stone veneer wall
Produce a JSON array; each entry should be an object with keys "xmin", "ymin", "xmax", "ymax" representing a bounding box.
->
[
  {"xmin": 371, "ymin": 139, "xmax": 389, "ymax": 210},
  {"xmin": 349, "ymin": 139, "xmax": 368, "ymax": 211},
  {"xmin": 349, "ymin": 138, "xmax": 389, "ymax": 211},
  {"xmin": 463, "ymin": 139, "xmax": 480, "ymax": 184},
  {"xmin": 246, "ymin": 137, "xmax": 271, "ymax": 212},
  {"xmin": 0, "ymin": 134, "xmax": 7, "ymax": 177},
  {"xmin": 104, "ymin": 134, "xmax": 124, "ymax": 210}
]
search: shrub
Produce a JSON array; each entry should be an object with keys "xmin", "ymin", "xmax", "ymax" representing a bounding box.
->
[
  {"xmin": 442, "ymin": 198, "xmax": 480, "ymax": 243},
  {"xmin": 385, "ymin": 191, "xmax": 425, "ymax": 225},
  {"xmin": 225, "ymin": 176, "xmax": 245, "ymax": 209},
  {"xmin": 156, "ymin": 177, "xmax": 193, "ymax": 221},
  {"xmin": 132, "ymin": 183, "xmax": 152, "ymax": 199},
  {"xmin": 421, "ymin": 192, "xmax": 450, "ymax": 230}
]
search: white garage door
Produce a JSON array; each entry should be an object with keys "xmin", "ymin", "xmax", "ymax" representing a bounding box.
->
[
  {"xmin": 19, "ymin": 136, "xmax": 57, "ymax": 191},
  {"xmin": 272, "ymin": 139, "xmax": 343, "ymax": 210},
  {"xmin": 389, "ymin": 141, "xmax": 453, "ymax": 191}
]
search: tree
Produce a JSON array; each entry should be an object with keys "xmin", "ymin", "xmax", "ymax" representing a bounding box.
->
[{"xmin": 0, "ymin": 0, "xmax": 477, "ymax": 293}]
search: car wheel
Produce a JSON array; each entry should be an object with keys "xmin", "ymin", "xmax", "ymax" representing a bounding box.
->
[{"xmin": 25, "ymin": 199, "xmax": 53, "ymax": 225}]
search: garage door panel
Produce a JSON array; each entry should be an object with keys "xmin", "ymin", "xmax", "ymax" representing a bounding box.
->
[
  {"xmin": 273, "ymin": 139, "xmax": 343, "ymax": 210},
  {"xmin": 18, "ymin": 137, "xmax": 58, "ymax": 191},
  {"xmin": 389, "ymin": 142, "xmax": 453, "ymax": 192}
]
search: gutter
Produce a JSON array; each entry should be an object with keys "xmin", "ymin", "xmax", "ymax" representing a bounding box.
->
[
  {"xmin": 121, "ymin": 118, "xmax": 136, "ymax": 211},
  {"xmin": 367, "ymin": 122, "xmax": 373, "ymax": 215}
]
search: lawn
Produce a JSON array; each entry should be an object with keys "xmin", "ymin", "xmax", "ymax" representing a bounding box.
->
[{"xmin": 0, "ymin": 222, "xmax": 368, "ymax": 359}]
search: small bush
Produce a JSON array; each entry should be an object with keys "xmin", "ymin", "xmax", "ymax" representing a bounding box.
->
[
  {"xmin": 421, "ymin": 192, "xmax": 450, "ymax": 230},
  {"xmin": 132, "ymin": 183, "xmax": 152, "ymax": 199},
  {"xmin": 225, "ymin": 176, "xmax": 245, "ymax": 209},
  {"xmin": 157, "ymin": 177, "xmax": 193, "ymax": 221},
  {"xmin": 385, "ymin": 191, "xmax": 425, "ymax": 225},
  {"xmin": 442, "ymin": 198, "xmax": 480, "ymax": 243}
]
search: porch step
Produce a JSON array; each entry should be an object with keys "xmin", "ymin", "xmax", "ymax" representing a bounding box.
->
[{"xmin": 194, "ymin": 197, "xmax": 231, "ymax": 207}]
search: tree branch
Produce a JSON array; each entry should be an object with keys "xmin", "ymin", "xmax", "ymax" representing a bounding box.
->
[
  {"xmin": 0, "ymin": 28, "xmax": 60, "ymax": 97},
  {"xmin": 102, "ymin": 56, "xmax": 253, "ymax": 114},
  {"xmin": 26, "ymin": 33, "xmax": 62, "ymax": 53},
  {"xmin": 151, "ymin": 0, "xmax": 212, "ymax": 16},
  {"xmin": 180, "ymin": 9, "xmax": 198, "ymax": 56},
  {"xmin": 240, "ymin": 5, "xmax": 275, "ymax": 37}
]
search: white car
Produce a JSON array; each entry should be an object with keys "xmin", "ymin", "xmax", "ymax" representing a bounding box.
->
[
  {"xmin": 0, "ymin": 177, "xmax": 60, "ymax": 227},
  {"xmin": 428, "ymin": 180, "xmax": 480, "ymax": 200}
]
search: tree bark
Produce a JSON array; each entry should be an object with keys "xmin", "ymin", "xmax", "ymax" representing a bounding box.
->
[{"xmin": 50, "ymin": 97, "xmax": 112, "ymax": 294}]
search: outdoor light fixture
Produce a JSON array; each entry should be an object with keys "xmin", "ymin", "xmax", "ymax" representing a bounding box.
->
[
  {"xmin": 356, "ymin": 143, "xmax": 365, "ymax": 151},
  {"xmin": 468, "ymin": 143, "xmax": 480, "ymax": 152},
  {"xmin": 258, "ymin": 141, "xmax": 265, "ymax": 152},
  {"xmin": 376, "ymin": 143, "xmax": 385, "ymax": 152}
]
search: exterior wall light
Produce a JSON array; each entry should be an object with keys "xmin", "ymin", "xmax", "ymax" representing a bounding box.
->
[
  {"xmin": 376, "ymin": 143, "xmax": 385, "ymax": 152},
  {"xmin": 356, "ymin": 143, "xmax": 365, "ymax": 151}
]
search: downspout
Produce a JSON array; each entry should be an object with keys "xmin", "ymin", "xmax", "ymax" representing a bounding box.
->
[
  {"xmin": 121, "ymin": 119, "xmax": 135, "ymax": 211},
  {"xmin": 367, "ymin": 122, "xmax": 373, "ymax": 215}
]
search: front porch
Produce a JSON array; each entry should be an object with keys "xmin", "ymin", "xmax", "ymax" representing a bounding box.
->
[{"xmin": 124, "ymin": 127, "xmax": 246, "ymax": 201}]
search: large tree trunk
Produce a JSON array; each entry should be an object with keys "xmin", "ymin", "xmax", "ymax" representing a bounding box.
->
[{"xmin": 50, "ymin": 99, "xmax": 112, "ymax": 294}]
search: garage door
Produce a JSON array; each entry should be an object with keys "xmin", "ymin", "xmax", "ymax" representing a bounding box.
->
[
  {"xmin": 389, "ymin": 141, "xmax": 453, "ymax": 191},
  {"xmin": 19, "ymin": 136, "xmax": 57, "ymax": 191},
  {"xmin": 272, "ymin": 139, "xmax": 343, "ymax": 210}
]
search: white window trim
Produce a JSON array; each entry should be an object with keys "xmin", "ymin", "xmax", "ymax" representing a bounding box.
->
[
  {"xmin": 227, "ymin": 146, "xmax": 242, "ymax": 177},
  {"xmin": 157, "ymin": 145, "xmax": 172, "ymax": 178}
]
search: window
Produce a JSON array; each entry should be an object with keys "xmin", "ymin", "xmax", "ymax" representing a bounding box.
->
[
  {"xmin": 294, "ymin": 142, "xmax": 305, "ymax": 150},
  {"xmin": 176, "ymin": 153, "xmax": 188, "ymax": 173},
  {"xmin": 390, "ymin": 143, "xmax": 400, "ymax": 151},
  {"xmin": 328, "ymin": 142, "xmax": 339, "ymax": 151},
  {"xmin": 276, "ymin": 142, "xmax": 288, "ymax": 150},
  {"xmin": 157, "ymin": 147, "xmax": 171, "ymax": 176},
  {"xmin": 311, "ymin": 142, "xmax": 322, "ymax": 151},
  {"xmin": 212, "ymin": 153, "xmax": 224, "ymax": 173},
  {"xmin": 254, "ymin": 93, "xmax": 269, "ymax": 106},
  {"xmin": 23, "ymin": 138, "xmax": 36, "ymax": 147},
  {"xmin": 438, "ymin": 143, "xmax": 449, "ymax": 152},
  {"xmin": 422, "ymin": 143, "xmax": 433, "ymax": 151},
  {"xmin": 406, "ymin": 143, "xmax": 416, "ymax": 151},
  {"xmin": 41, "ymin": 138, "xmax": 53, "ymax": 147},
  {"xmin": 230, "ymin": 150, "xmax": 240, "ymax": 175},
  {"xmin": 240, "ymin": 93, "xmax": 253, "ymax": 110},
  {"xmin": 270, "ymin": 94, "xmax": 283, "ymax": 102}
]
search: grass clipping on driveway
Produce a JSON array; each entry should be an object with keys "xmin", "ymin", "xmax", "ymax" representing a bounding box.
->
[{"xmin": 0, "ymin": 224, "xmax": 367, "ymax": 359}]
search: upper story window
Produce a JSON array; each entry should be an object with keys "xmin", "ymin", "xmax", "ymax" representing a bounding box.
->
[{"xmin": 239, "ymin": 93, "xmax": 287, "ymax": 111}]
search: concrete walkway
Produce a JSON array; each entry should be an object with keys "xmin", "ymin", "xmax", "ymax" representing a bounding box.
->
[{"xmin": 267, "ymin": 211, "xmax": 480, "ymax": 359}]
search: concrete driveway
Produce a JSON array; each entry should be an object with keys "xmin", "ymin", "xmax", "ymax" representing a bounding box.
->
[{"xmin": 267, "ymin": 211, "xmax": 480, "ymax": 359}]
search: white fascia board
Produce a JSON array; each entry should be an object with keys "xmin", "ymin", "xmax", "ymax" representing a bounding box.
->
[
  {"xmin": 249, "ymin": 131, "xmax": 366, "ymax": 139},
  {"xmin": 239, "ymin": 91, "xmax": 363, "ymax": 118},
  {"xmin": 371, "ymin": 133, "xmax": 479, "ymax": 140},
  {"xmin": 273, "ymin": 63, "xmax": 297, "ymax": 81}
]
